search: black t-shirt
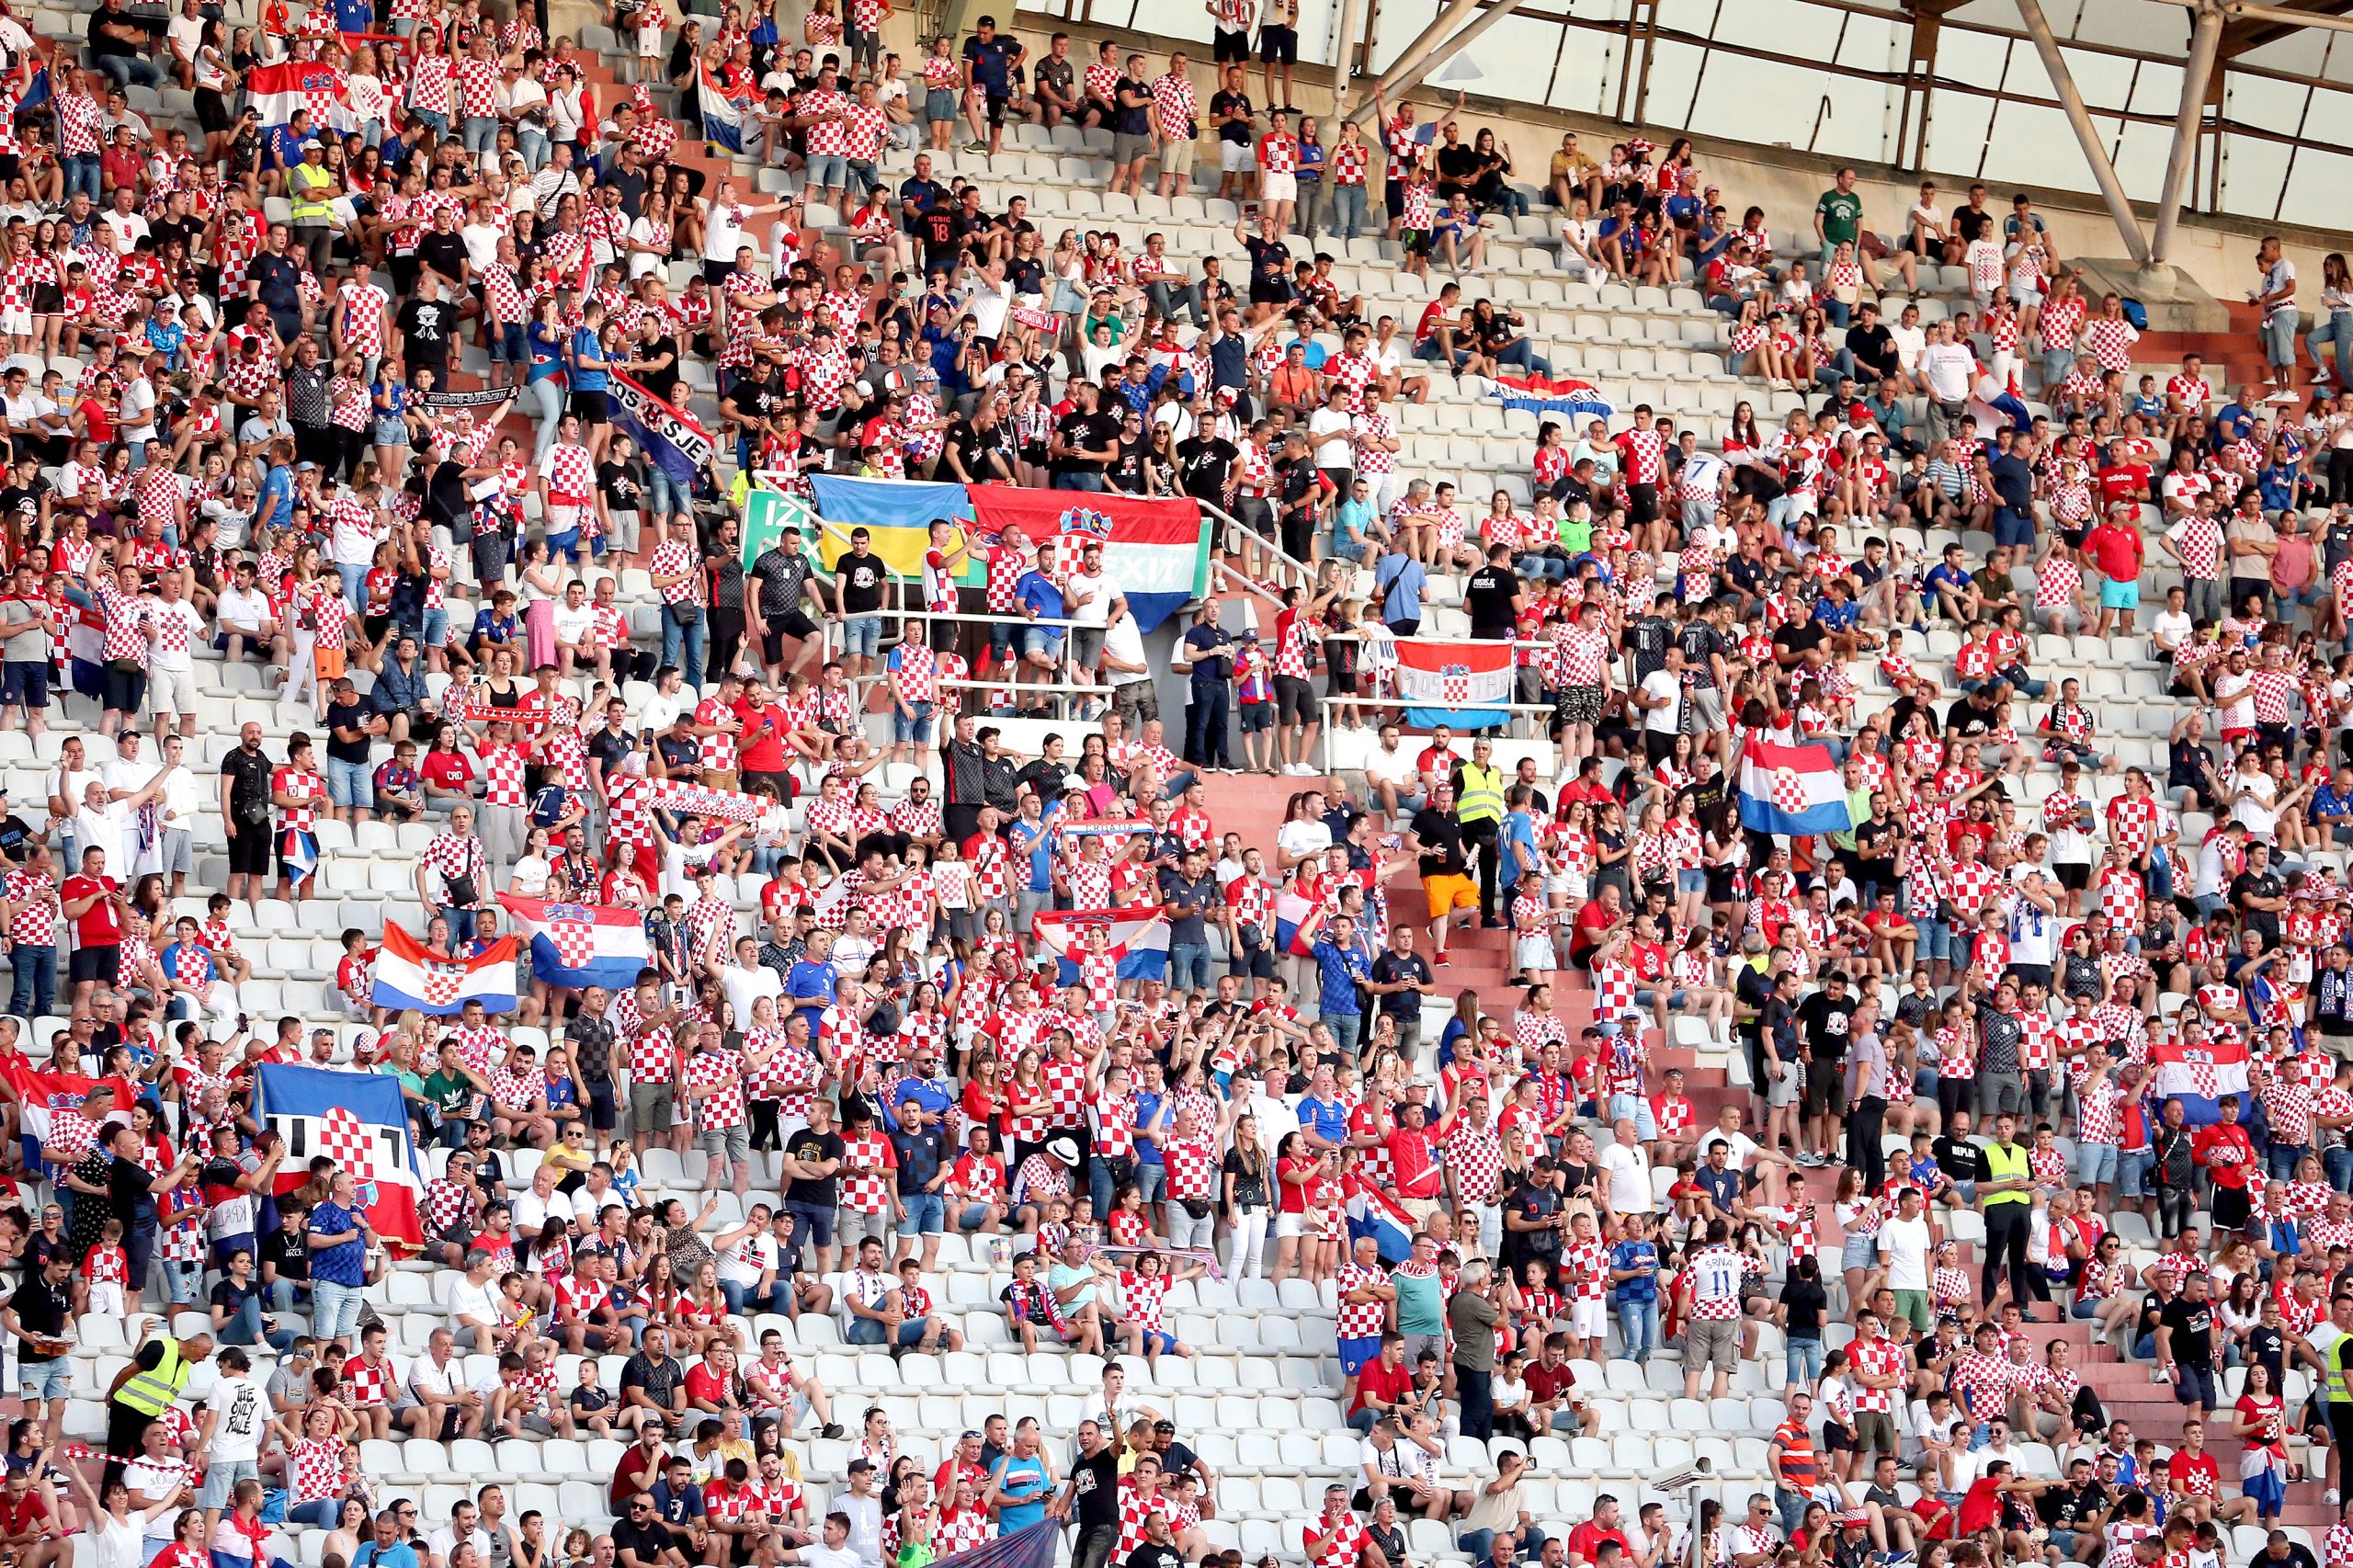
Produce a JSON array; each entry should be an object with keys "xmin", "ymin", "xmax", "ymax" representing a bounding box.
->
[
  {"xmin": 1071, "ymin": 1445, "xmax": 1121, "ymax": 1531},
  {"xmin": 1846, "ymin": 323, "xmax": 1897, "ymax": 378},
  {"xmin": 1408, "ymin": 806, "xmax": 1469, "ymax": 878},
  {"xmin": 1051, "ymin": 410, "xmax": 1106, "ymax": 477},
  {"xmin": 1127, "ymin": 1545, "xmax": 1184, "ymax": 1568},
  {"xmin": 1779, "ymin": 1276, "xmax": 1827, "ymax": 1340},
  {"xmin": 2232, "ymin": 869, "xmax": 2283, "ymax": 942},
  {"xmin": 611, "ymin": 1519, "xmax": 675, "ymax": 1568},
  {"xmin": 1211, "ymin": 89, "xmax": 1253, "ymax": 144},
  {"xmin": 0, "ymin": 482, "xmax": 49, "ymax": 536},
  {"xmin": 783, "ymin": 1127, "xmax": 843, "ymax": 1209},
  {"xmin": 837, "ymin": 551, "xmax": 888, "ymax": 615},
  {"xmin": 325, "ymin": 699, "xmax": 372, "ymax": 766},
  {"xmin": 1463, "ymin": 564, "xmax": 1517, "ymax": 639},
  {"xmin": 415, "ymin": 230, "xmax": 468, "ymax": 286},
  {"xmin": 398, "ymin": 297, "xmax": 456, "ymax": 366},
  {"xmin": 1108, "ymin": 438, "xmax": 1151, "ymax": 493},
  {"xmin": 634, "ymin": 335, "xmax": 681, "ymax": 403},
  {"xmin": 260, "ymin": 1222, "xmax": 310, "ymax": 1283},
  {"xmin": 0, "ymin": 813, "xmax": 33, "ymax": 865},
  {"xmin": 941, "ymin": 419, "xmax": 993, "ymax": 480},
  {"xmin": 598, "ymin": 461, "xmax": 644, "ymax": 516},
  {"xmin": 1178, "ymin": 437, "xmax": 1238, "ymax": 501},
  {"xmin": 1772, "ymin": 620, "xmax": 1826, "ymax": 663},
  {"xmin": 1112, "ymin": 78, "xmax": 1151, "ymax": 135},
  {"xmin": 11, "ymin": 1271, "xmax": 67, "ymax": 1360},
  {"xmin": 108, "ymin": 1155, "xmax": 153, "ymax": 1228},
  {"xmin": 2159, "ymin": 1294, "xmax": 2215, "ymax": 1365},
  {"xmin": 1243, "ymin": 235, "xmax": 1292, "ymax": 299},
  {"xmin": 1794, "ymin": 991, "xmax": 1859, "ymax": 1062}
]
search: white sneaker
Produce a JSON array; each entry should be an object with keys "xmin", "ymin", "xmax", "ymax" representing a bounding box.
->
[
  {"xmin": 2266, "ymin": 389, "xmax": 2302, "ymax": 404},
  {"xmin": 2330, "ymin": 1490, "xmax": 2342, "ymax": 1507},
  {"xmin": 2316, "ymin": 365, "xmax": 2335, "ymax": 383}
]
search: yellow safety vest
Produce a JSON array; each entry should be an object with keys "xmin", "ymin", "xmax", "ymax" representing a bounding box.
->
[
  {"xmin": 2330, "ymin": 1332, "xmax": 2353, "ymax": 1404},
  {"xmin": 1456, "ymin": 762, "xmax": 1505, "ymax": 825},
  {"xmin": 1981, "ymin": 1141, "xmax": 2031, "ymax": 1208},
  {"xmin": 115, "ymin": 1337, "xmax": 189, "ymax": 1417},
  {"xmin": 288, "ymin": 161, "xmax": 335, "ymax": 224}
]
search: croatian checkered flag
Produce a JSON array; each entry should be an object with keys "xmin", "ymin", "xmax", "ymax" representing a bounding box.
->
[
  {"xmin": 1392, "ymin": 637, "xmax": 1514, "ymax": 729},
  {"xmin": 249, "ymin": 1064, "xmax": 429, "ymax": 1247}
]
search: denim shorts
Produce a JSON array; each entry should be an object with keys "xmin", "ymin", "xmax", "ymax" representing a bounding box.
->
[
  {"xmin": 899, "ymin": 1191, "xmax": 945, "ymax": 1236},
  {"xmin": 2075, "ymin": 1140, "xmax": 2118, "ymax": 1188},
  {"xmin": 842, "ymin": 616, "xmax": 881, "ymax": 657},
  {"xmin": 488, "ymin": 322, "xmax": 528, "ymax": 363},
  {"xmin": 1914, "ymin": 916, "xmax": 1951, "ymax": 962},
  {"xmin": 893, "ymin": 701, "xmax": 935, "ymax": 744},
  {"xmin": 18, "ymin": 1358, "xmax": 68, "ymax": 1401},
  {"xmin": 806, "ymin": 153, "xmax": 849, "ymax": 190},
  {"xmin": 1024, "ymin": 628, "xmax": 1064, "ymax": 659},
  {"xmin": 2117, "ymin": 1146, "xmax": 2154, "ymax": 1199},
  {"xmin": 325, "ymin": 755, "xmax": 374, "ymax": 809}
]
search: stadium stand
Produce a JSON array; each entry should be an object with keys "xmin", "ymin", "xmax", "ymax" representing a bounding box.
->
[{"xmin": 0, "ymin": 8, "xmax": 2340, "ymax": 1568}]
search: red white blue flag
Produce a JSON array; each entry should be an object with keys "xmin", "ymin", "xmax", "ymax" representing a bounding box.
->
[
  {"xmin": 1480, "ymin": 373, "xmax": 1615, "ymax": 420},
  {"xmin": 369, "ymin": 925, "xmax": 518, "ymax": 1017},
  {"xmin": 1392, "ymin": 637, "xmax": 1515, "ymax": 729},
  {"xmin": 499, "ymin": 894, "xmax": 651, "ymax": 993},
  {"xmin": 1736, "ymin": 736, "xmax": 1851, "ymax": 836},
  {"xmin": 1030, "ymin": 907, "xmax": 1170, "ymax": 983},
  {"xmin": 249, "ymin": 1063, "xmax": 428, "ymax": 1248}
]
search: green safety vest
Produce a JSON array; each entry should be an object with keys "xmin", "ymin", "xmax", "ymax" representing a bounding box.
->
[
  {"xmin": 1982, "ymin": 1141, "xmax": 2031, "ymax": 1208},
  {"xmin": 1456, "ymin": 762, "xmax": 1505, "ymax": 824},
  {"xmin": 115, "ymin": 1337, "xmax": 189, "ymax": 1417}
]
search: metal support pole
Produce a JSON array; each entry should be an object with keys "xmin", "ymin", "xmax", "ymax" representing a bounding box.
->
[
  {"xmin": 1343, "ymin": 0, "xmax": 1483, "ymax": 119},
  {"xmin": 2150, "ymin": 3, "xmax": 2223, "ymax": 263},
  {"xmin": 1330, "ymin": 0, "xmax": 1366, "ymax": 110},
  {"xmin": 2012, "ymin": 0, "xmax": 2151, "ymax": 263},
  {"xmin": 1367, "ymin": 0, "xmax": 1531, "ymax": 108}
]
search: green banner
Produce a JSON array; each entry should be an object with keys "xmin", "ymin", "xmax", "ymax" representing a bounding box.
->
[{"xmin": 741, "ymin": 490, "xmax": 817, "ymax": 571}]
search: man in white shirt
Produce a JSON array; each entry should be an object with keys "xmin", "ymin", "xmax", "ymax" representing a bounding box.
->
[
  {"xmin": 1918, "ymin": 321, "xmax": 1978, "ymax": 442},
  {"xmin": 1597, "ymin": 1117, "xmax": 1654, "ymax": 1214},
  {"xmin": 404, "ymin": 1326, "xmax": 486, "ymax": 1439},
  {"xmin": 1099, "ymin": 601, "xmax": 1154, "ymax": 723},
  {"xmin": 510, "ymin": 1162, "xmax": 578, "ymax": 1237},
  {"xmin": 215, "ymin": 562, "xmax": 278, "ymax": 663},
  {"xmin": 1362, "ymin": 723, "xmax": 1423, "ymax": 819},
  {"xmin": 718, "ymin": 936, "xmax": 782, "ymax": 1026},
  {"xmin": 635, "ymin": 665, "xmax": 691, "ymax": 739},
  {"xmin": 439, "ymin": 1249, "xmax": 506, "ymax": 1353},
  {"xmin": 1875, "ymin": 1186, "xmax": 1933, "ymax": 1328},
  {"xmin": 550, "ymin": 579, "xmax": 601, "ymax": 677},
  {"xmin": 426, "ymin": 1498, "xmax": 494, "ymax": 1568},
  {"xmin": 1634, "ymin": 645, "xmax": 1686, "ymax": 763}
]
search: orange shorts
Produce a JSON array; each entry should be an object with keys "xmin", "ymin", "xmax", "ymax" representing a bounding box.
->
[{"xmin": 1423, "ymin": 873, "xmax": 1479, "ymax": 915}]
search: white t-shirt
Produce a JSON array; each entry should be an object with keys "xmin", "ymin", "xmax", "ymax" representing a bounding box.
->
[
  {"xmin": 209, "ymin": 1373, "xmax": 267, "ymax": 1462},
  {"xmin": 1640, "ymin": 669, "xmax": 1681, "ymax": 734},
  {"xmin": 441, "ymin": 1272, "xmax": 502, "ymax": 1327},
  {"xmin": 1065, "ymin": 569, "xmax": 1111, "ymax": 627},
  {"xmin": 511, "ymin": 1184, "xmax": 576, "ymax": 1237},
  {"xmin": 2150, "ymin": 607, "xmax": 2192, "ymax": 654},
  {"xmin": 1309, "ymin": 407, "xmax": 1353, "ymax": 470},
  {"xmin": 1364, "ymin": 743, "xmax": 1416, "ymax": 790},
  {"xmin": 720, "ymin": 960, "xmax": 782, "ymax": 1027},
  {"xmin": 1877, "ymin": 1212, "xmax": 1931, "ymax": 1290},
  {"xmin": 551, "ymin": 599, "xmax": 597, "ymax": 646},
  {"xmin": 1101, "ymin": 614, "xmax": 1148, "ymax": 688},
  {"xmin": 1597, "ymin": 1142, "xmax": 1652, "ymax": 1213},
  {"xmin": 1887, "ymin": 322, "xmax": 1926, "ymax": 373},
  {"xmin": 1921, "ymin": 343, "xmax": 1975, "ymax": 403}
]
